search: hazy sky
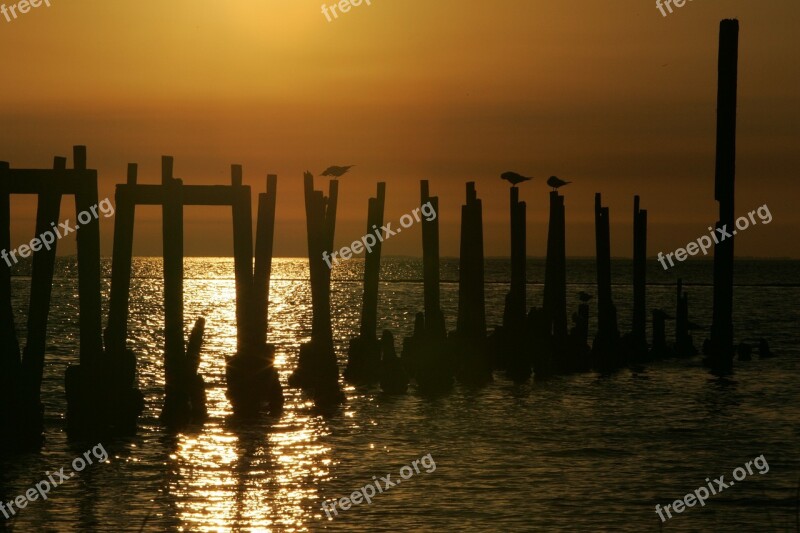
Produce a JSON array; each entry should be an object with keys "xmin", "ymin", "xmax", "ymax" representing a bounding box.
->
[{"xmin": 1, "ymin": 0, "xmax": 798, "ymax": 258}]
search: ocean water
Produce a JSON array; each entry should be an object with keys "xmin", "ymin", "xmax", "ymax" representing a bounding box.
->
[{"xmin": 1, "ymin": 257, "xmax": 798, "ymax": 532}]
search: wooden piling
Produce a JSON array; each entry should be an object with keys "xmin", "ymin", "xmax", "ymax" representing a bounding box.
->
[
  {"xmin": 632, "ymin": 196, "xmax": 647, "ymax": 348},
  {"xmin": 231, "ymin": 165, "xmax": 254, "ymax": 351},
  {"xmin": 456, "ymin": 182, "xmax": 486, "ymax": 338},
  {"xmin": 20, "ymin": 157, "xmax": 65, "ymax": 409},
  {"xmin": 73, "ymin": 146, "xmax": 104, "ymax": 364},
  {"xmin": 254, "ymin": 174, "xmax": 277, "ymax": 347},
  {"xmin": 508, "ymin": 187, "xmax": 527, "ymax": 324},
  {"xmin": 544, "ymin": 191, "xmax": 567, "ymax": 340},
  {"xmin": 290, "ymin": 172, "xmax": 342, "ymax": 404},
  {"xmin": 420, "ymin": 181, "xmax": 444, "ymax": 338},
  {"xmin": 105, "ymin": 164, "xmax": 138, "ymax": 354},
  {"xmin": 360, "ymin": 182, "xmax": 385, "ymax": 340},
  {"xmin": 593, "ymin": 193, "xmax": 620, "ymax": 368},
  {"xmin": 710, "ymin": 19, "xmax": 739, "ymax": 372},
  {"xmin": 0, "ymin": 161, "xmax": 19, "ymax": 363},
  {"xmin": 161, "ymin": 156, "xmax": 187, "ymax": 420}
]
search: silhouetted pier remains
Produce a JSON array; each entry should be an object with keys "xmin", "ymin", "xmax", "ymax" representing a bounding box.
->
[
  {"xmin": 226, "ymin": 170, "xmax": 283, "ymax": 416},
  {"xmin": 1, "ymin": 147, "xmax": 142, "ymax": 449},
  {"xmin": 289, "ymin": 172, "xmax": 345, "ymax": 405},
  {"xmin": 0, "ymin": 18, "xmax": 779, "ymax": 453},
  {"xmin": 401, "ymin": 180, "xmax": 453, "ymax": 393},
  {"xmin": 630, "ymin": 195, "xmax": 648, "ymax": 360},
  {"xmin": 345, "ymin": 182, "xmax": 386, "ymax": 385},
  {"xmin": 452, "ymin": 182, "xmax": 491, "ymax": 385},
  {"xmin": 493, "ymin": 185, "xmax": 530, "ymax": 382},
  {"xmin": 592, "ymin": 193, "xmax": 621, "ymax": 370},
  {"xmin": 707, "ymin": 19, "xmax": 739, "ymax": 374}
]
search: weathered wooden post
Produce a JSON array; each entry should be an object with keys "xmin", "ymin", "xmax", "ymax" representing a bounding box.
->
[
  {"xmin": 544, "ymin": 191, "xmax": 567, "ymax": 340},
  {"xmin": 496, "ymin": 185, "xmax": 530, "ymax": 381},
  {"xmin": 18, "ymin": 157, "xmax": 65, "ymax": 443},
  {"xmin": 632, "ymin": 195, "xmax": 648, "ymax": 358},
  {"xmin": 0, "ymin": 160, "xmax": 22, "ymax": 450},
  {"xmin": 421, "ymin": 181, "xmax": 445, "ymax": 338},
  {"xmin": 508, "ymin": 186, "xmax": 527, "ymax": 326},
  {"xmin": 227, "ymin": 171, "xmax": 283, "ymax": 415},
  {"xmin": 105, "ymin": 163, "xmax": 138, "ymax": 355},
  {"xmin": 360, "ymin": 182, "xmax": 385, "ymax": 341},
  {"xmin": 345, "ymin": 182, "xmax": 386, "ymax": 385},
  {"xmin": 593, "ymin": 193, "xmax": 620, "ymax": 370},
  {"xmin": 457, "ymin": 182, "xmax": 486, "ymax": 338},
  {"xmin": 402, "ymin": 180, "xmax": 453, "ymax": 392},
  {"xmin": 289, "ymin": 172, "xmax": 343, "ymax": 405},
  {"xmin": 73, "ymin": 146, "xmax": 104, "ymax": 367},
  {"xmin": 454, "ymin": 182, "xmax": 491, "ymax": 385},
  {"xmin": 254, "ymin": 174, "xmax": 278, "ymax": 347},
  {"xmin": 231, "ymin": 165, "xmax": 254, "ymax": 352},
  {"xmin": 709, "ymin": 19, "xmax": 739, "ymax": 373},
  {"xmin": 160, "ymin": 156, "xmax": 189, "ymax": 425}
]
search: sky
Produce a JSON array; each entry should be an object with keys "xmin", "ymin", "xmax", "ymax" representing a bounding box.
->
[{"xmin": 1, "ymin": 0, "xmax": 798, "ymax": 258}]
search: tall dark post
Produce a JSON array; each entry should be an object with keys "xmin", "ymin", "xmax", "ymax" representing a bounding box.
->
[
  {"xmin": 400, "ymin": 180, "xmax": 452, "ymax": 392},
  {"xmin": 632, "ymin": 196, "xmax": 647, "ymax": 351},
  {"xmin": 593, "ymin": 193, "xmax": 620, "ymax": 369},
  {"xmin": 231, "ymin": 165, "xmax": 254, "ymax": 352},
  {"xmin": 345, "ymin": 182, "xmax": 386, "ymax": 385},
  {"xmin": 421, "ymin": 180, "xmax": 444, "ymax": 338},
  {"xmin": 254, "ymin": 174, "xmax": 277, "ymax": 347},
  {"xmin": 227, "ymin": 171, "xmax": 283, "ymax": 416},
  {"xmin": 544, "ymin": 191, "xmax": 567, "ymax": 340},
  {"xmin": 497, "ymin": 185, "xmax": 530, "ymax": 381},
  {"xmin": 105, "ymin": 164, "xmax": 138, "ymax": 354},
  {"xmin": 161, "ymin": 156, "xmax": 187, "ymax": 422},
  {"xmin": 289, "ymin": 172, "xmax": 343, "ymax": 404},
  {"xmin": 0, "ymin": 161, "xmax": 22, "ymax": 450},
  {"xmin": 360, "ymin": 182, "xmax": 385, "ymax": 341},
  {"xmin": 508, "ymin": 187, "xmax": 527, "ymax": 323},
  {"xmin": 710, "ymin": 19, "xmax": 739, "ymax": 372},
  {"xmin": 19, "ymin": 157, "xmax": 65, "ymax": 436},
  {"xmin": 74, "ymin": 146, "xmax": 104, "ymax": 365},
  {"xmin": 454, "ymin": 182, "xmax": 491, "ymax": 385},
  {"xmin": 457, "ymin": 182, "xmax": 486, "ymax": 338}
]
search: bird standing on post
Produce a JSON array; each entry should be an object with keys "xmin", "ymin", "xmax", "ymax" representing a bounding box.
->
[
  {"xmin": 501, "ymin": 171, "xmax": 533, "ymax": 187},
  {"xmin": 547, "ymin": 176, "xmax": 571, "ymax": 191},
  {"xmin": 321, "ymin": 165, "xmax": 354, "ymax": 177}
]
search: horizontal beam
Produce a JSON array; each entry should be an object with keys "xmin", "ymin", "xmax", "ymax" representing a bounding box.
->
[
  {"xmin": 0, "ymin": 169, "xmax": 97, "ymax": 194},
  {"xmin": 117, "ymin": 184, "xmax": 250, "ymax": 206}
]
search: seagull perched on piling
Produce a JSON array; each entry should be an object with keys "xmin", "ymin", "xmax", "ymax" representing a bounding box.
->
[
  {"xmin": 578, "ymin": 291, "xmax": 593, "ymax": 302},
  {"xmin": 501, "ymin": 171, "xmax": 533, "ymax": 186},
  {"xmin": 321, "ymin": 165, "xmax": 354, "ymax": 177},
  {"xmin": 547, "ymin": 176, "xmax": 571, "ymax": 191}
]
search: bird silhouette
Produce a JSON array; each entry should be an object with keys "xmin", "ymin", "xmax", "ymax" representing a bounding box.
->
[
  {"xmin": 578, "ymin": 291, "xmax": 593, "ymax": 302},
  {"xmin": 547, "ymin": 176, "xmax": 571, "ymax": 191},
  {"xmin": 321, "ymin": 165, "xmax": 354, "ymax": 177},
  {"xmin": 501, "ymin": 171, "xmax": 533, "ymax": 186}
]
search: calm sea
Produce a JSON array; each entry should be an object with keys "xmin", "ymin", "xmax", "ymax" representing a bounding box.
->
[{"xmin": 1, "ymin": 258, "xmax": 798, "ymax": 532}]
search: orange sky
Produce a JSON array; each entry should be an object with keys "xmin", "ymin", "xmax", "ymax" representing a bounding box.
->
[{"xmin": 1, "ymin": 0, "xmax": 798, "ymax": 258}]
